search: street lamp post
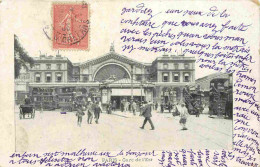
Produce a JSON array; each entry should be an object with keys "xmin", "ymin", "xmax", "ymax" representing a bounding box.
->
[
  {"xmin": 129, "ymin": 62, "xmax": 135, "ymax": 112},
  {"xmin": 141, "ymin": 81, "xmax": 143, "ymax": 104},
  {"xmin": 130, "ymin": 63, "xmax": 134, "ymax": 103}
]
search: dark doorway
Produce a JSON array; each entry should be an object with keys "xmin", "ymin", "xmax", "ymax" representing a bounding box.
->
[{"xmin": 111, "ymin": 96, "xmax": 121, "ymax": 109}]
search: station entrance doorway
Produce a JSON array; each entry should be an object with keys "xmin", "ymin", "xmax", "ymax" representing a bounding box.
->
[{"xmin": 110, "ymin": 96, "xmax": 144, "ymax": 109}]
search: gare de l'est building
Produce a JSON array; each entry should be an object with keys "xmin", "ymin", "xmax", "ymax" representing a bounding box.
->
[{"xmin": 17, "ymin": 45, "xmax": 196, "ymax": 107}]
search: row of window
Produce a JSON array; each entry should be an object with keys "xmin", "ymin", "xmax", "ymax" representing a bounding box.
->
[
  {"xmin": 163, "ymin": 63, "xmax": 190, "ymax": 70},
  {"xmin": 162, "ymin": 72, "xmax": 191, "ymax": 82},
  {"xmin": 35, "ymin": 73, "xmax": 63, "ymax": 83},
  {"xmin": 34, "ymin": 64, "xmax": 62, "ymax": 70}
]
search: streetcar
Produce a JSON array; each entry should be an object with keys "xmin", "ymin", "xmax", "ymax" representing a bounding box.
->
[
  {"xmin": 209, "ymin": 78, "xmax": 232, "ymax": 118},
  {"xmin": 183, "ymin": 86, "xmax": 203, "ymax": 115}
]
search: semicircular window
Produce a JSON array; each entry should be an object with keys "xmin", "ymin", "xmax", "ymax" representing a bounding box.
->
[{"xmin": 94, "ymin": 64, "xmax": 130, "ymax": 82}]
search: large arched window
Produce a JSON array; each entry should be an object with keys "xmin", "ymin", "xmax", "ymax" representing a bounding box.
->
[{"xmin": 94, "ymin": 64, "xmax": 130, "ymax": 82}]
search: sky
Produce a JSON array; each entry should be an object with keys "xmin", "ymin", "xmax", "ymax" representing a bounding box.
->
[{"xmin": 11, "ymin": 0, "xmax": 258, "ymax": 80}]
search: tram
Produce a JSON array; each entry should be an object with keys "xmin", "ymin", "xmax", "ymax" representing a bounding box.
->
[
  {"xmin": 30, "ymin": 87, "xmax": 58, "ymax": 110},
  {"xmin": 30, "ymin": 86, "xmax": 96, "ymax": 111},
  {"xmin": 209, "ymin": 78, "xmax": 232, "ymax": 118},
  {"xmin": 183, "ymin": 86, "xmax": 203, "ymax": 115}
]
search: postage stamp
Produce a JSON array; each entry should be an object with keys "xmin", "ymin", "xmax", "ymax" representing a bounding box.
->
[{"xmin": 52, "ymin": 3, "xmax": 89, "ymax": 50}]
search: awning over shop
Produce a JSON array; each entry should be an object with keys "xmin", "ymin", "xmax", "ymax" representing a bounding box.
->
[{"xmin": 111, "ymin": 88, "xmax": 143, "ymax": 96}]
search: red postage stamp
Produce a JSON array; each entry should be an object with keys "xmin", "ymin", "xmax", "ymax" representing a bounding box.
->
[{"xmin": 52, "ymin": 3, "xmax": 89, "ymax": 50}]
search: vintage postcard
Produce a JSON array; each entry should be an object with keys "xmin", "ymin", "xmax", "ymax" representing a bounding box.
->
[{"xmin": 0, "ymin": 0, "xmax": 259, "ymax": 167}]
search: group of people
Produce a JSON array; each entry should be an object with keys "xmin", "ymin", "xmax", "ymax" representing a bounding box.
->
[
  {"xmin": 106, "ymin": 99, "xmax": 138, "ymax": 115},
  {"xmin": 139, "ymin": 101, "xmax": 189, "ymax": 130},
  {"xmin": 75, "ymin": 99, "xmax": 189, "ymax": 130},
  {"xmin": 76, "ymin": 101, "xmax": 102, "ymax": 127}
]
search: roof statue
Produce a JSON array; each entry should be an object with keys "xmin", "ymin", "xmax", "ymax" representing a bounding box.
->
[{"xmin": 110, "ymin": 42, "xmax": 115, "ymax": 52}]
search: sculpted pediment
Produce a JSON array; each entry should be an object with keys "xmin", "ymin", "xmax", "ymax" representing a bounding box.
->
[{"xmin": 80, "ymin": 52, "xmax": 144, "ymax": 68}]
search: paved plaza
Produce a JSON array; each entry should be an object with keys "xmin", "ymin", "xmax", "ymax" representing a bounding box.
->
[{"xmin": 15, "ymin": 106, "xmax": 233, "ymax": 152}]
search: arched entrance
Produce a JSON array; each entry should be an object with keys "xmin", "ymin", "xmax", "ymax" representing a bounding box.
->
[{"xmin": 93, "ymin": 63, "xmax": 131, "ymax": 82}]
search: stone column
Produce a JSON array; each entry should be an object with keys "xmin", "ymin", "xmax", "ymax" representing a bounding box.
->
[{"xmin": 180, "ymin": 71, "xmax": 183, "ymax": 83}]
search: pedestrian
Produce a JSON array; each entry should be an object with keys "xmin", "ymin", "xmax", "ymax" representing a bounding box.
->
[
  {"xmin": 98, "ymin": 100, "xmax": 103, "ymax": 113},
  {"xmin": 112, "ymin": 100, "xmax": 116, "ymax": 111},
  {"xmin": 132, "ymin": 101, "xmax": 137, "ymax": 115},
  {"xmin": 40, "ymin": 101, "xmax": 43, "ymax": 113},
  {"xmin": 24, "ymin": 95, "xmax": 31, "ymax": 105},
  {"xmin": 169, "ymin": 103, "xmax": 173, "ymax": 113},
  {"xmin": 94, "ymin": 101, "xmax": 101, "ymax": 124},
  {"xmin": 120, "ymin": 100, "xmax": 124, "ymax": 112},
  {"xmin": 124, "ymin": 100, "xmax": 128, "ymax": 112},
  {"xmin": 107, "ymin": 101, "xmax": 112, "ymax": 114},
  {"xmin": 76, "ymin": 104, "xmax": 85, "ymax": 127},
  {"xmin": 126, "ymin": 101, "xmax": 129, "ymax": 112},
  {"xmin": 139, "ymin": 102, "xmax": 145, "ymax": 116},
  {"xmin": 140, "ymin": 101, "xmax": 155, "ymax": 130},
  {"xmin": 172, "ymin": 103, "xmax": 179, "ymax": 116},
  {"xmin": 87, "ymin": 101, "xmax": 95, "ymax": 124},
  {"xmin": 155, "ymin": 102, "xmax": 158, "ymax": 111},
  {"xmin": 194, "ymin": 101, "xmax": 200, "ymax": 117},
  {"xmin": 179, "ymin": 103, "xmax": 189, "ymax": 130},
  {"xmin": 161, "ymin": 103, "xmax": 164, "ymax": 113}
]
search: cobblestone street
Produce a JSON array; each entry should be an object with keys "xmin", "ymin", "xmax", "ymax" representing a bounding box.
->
[{"xmin": 15, "ymin": 107, "xmax": 233, "ymax": 152}]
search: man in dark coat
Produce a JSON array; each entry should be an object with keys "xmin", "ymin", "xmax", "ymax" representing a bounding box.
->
[
  {"xmin": 140, "ymin": 101, "xmax": 155, "ymax": 130},
  {"xmin": 160, "ymin": 103, "xmax": 164, "ymax": 113},
  {"xmin": 94, "ymin": 101, "xmax": 101, "ymax": 124}
]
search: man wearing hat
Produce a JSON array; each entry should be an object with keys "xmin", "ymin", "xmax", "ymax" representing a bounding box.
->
[
  {"xmin": 140, "ymin": 101, "xmax": 155, "ymax": 130},
  {"xmin": 76, "ymin": 104, "xmax": 85, "ymax": 127}
]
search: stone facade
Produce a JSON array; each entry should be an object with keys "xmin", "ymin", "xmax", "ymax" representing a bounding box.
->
[{"xmin": 18, "ymin": 46, "xmax": 196, "ymax": 105}]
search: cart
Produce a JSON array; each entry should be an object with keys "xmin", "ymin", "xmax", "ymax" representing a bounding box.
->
[{"xmin": 19, "ymin": 105, "xmax": 35, "ymax": 119}]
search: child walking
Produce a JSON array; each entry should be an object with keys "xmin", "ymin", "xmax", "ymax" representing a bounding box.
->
[{"xmin": 179, "ymin": 103, "xmax": 189, "ymax": 130}]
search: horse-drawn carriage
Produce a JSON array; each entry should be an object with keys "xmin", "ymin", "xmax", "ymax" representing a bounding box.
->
[{"xmin": 19, "ymin": 104, "xmax": 35, "ymax": 119}]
